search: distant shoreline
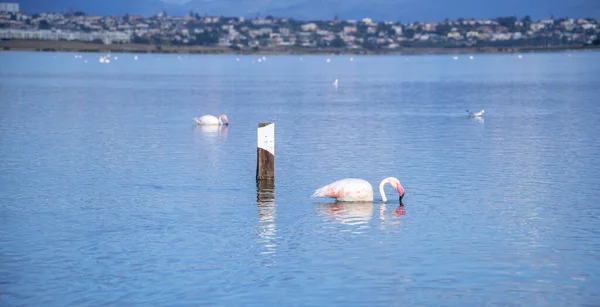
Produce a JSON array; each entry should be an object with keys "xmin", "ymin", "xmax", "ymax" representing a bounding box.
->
[{"xmin": 1, "ymin": 40, "xmax": 598, "ymax": 55}]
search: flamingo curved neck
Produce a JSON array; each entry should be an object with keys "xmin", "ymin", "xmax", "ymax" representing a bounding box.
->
[{"xmin": 379, "ymin": 179, "xmax": 389, "ymax": 202}]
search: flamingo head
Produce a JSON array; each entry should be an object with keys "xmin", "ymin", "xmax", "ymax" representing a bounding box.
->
[
  {"xmin": 219, "ymin": 114, "xmax": 229, "ymax": 126},
  {"xmin": 391, "ymin": 178, "xmax": 405, "ymax": 201}
]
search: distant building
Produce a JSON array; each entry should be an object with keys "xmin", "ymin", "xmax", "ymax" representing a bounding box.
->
[
  {"xmin": 343, "ymin": 26, "xmax": 357, "ymax": 34},
  {"xmin": 301, "ymin": 23, "xmax": 317, "ymax": 32},
  {"xmin": 0, "ymin": 2, "xmax": 19, "ymax": 13}
]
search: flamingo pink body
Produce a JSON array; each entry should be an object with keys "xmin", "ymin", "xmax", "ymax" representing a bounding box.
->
[
  {"xmin": 313, "ymin": 178, "xmax": 374, "ymax": 202},
  {"xmin": 313, "ymin": 177, "xmax": 405, "ymax": 202}
]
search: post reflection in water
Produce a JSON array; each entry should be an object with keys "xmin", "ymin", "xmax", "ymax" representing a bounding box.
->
[
  {"xmin": 256, "ymin": 180, "xmax": 277, "ymax": 260},
  {"xmin": 317, "ymin": 202, "xmax": 406, "ymax": 232}
]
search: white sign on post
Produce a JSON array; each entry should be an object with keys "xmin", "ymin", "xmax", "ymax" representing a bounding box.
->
[{"xmin": 257, "ymin": 123, "xmax": 275, "ymax": 156}]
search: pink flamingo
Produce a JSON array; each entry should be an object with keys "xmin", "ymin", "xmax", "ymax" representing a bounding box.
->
[
  {"xmin": 312, "ymin": 177, "xmax": 405, "ymax": 202},
  {"xmin": 193, "ymin": 114, "xmax": 229, "ymax": 126}
]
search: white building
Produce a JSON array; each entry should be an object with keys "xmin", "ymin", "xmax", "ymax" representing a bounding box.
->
[
  {"xmin": 0, "ymin": 2, "xmax": 19, "ymax": 12},
  {"xmin": 0, "ymin": 29, "xmax": 131, "ymax": 44}
]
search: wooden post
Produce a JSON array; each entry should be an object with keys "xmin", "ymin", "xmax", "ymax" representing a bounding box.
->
[{"xmin": 256, "ymin": 123, "xmax": 274, "ymax": 181}]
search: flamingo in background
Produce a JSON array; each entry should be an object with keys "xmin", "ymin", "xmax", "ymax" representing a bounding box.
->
[
  {"xmin": 312, "ymin": 177, "xmax": 405, "ymax": 202},
  {"xmin": 194, "ymin": 114, "xmax": 229, "ymax": 126}
]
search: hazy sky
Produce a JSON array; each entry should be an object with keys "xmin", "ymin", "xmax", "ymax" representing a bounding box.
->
[{"xmin": 16, "ymin": 0, "xmax": 600, "ymax": 20}]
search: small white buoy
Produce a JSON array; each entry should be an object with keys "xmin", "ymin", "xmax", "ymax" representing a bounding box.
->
[
  {"xmin": 469, "ymin": 55, "xmax": 474, "ymax": 60},
  {"xmin": 134, "ymin": 55, "xmax": 139, "ymax": 60},
  {"xmin": 350, "ymin": 57, "xmax": 354, "ymax": 61},
  {"xmin": 326, "ymin": 58, "xmax": 331, "ymax": 63}
]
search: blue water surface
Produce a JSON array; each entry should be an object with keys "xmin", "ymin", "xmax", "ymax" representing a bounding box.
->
[{"xmin": 1, "ymin": 51, "xmax": 599, "ymax": 306}]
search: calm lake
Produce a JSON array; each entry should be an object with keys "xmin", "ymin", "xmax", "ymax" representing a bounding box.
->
[{"xmin": 1, "ymin": 51, "xmax": 599, "ymax": 306}]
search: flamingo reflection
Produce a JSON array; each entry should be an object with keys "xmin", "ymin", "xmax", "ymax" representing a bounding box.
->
[
  {"xmin": 195, "ymin": 124, "xmax": 228, "ymax": 138},
  {"xmin": 320, "ymin": 201, "xmax": 374, "ymax": 225}
]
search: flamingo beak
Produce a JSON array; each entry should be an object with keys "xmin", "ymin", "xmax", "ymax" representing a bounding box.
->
[{"xmin": 399, "ymin": 192, "xmax": 404, "ymax": 202}]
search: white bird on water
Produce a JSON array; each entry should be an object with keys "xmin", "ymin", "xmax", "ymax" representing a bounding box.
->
[
  {"xmin": 313, "ymin": 177, "xmax": 405, "ymax": 202},
  {"xmin": 193, "ymin": 114, "xmax": 229, "ymax": 126},
  {"xmin": 467, "ymin": 109, "xmax": 485, "ymax": 117},
  {"xmin": 333, "ymin": 79, "xmax": 338, "ymax": 87}
]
